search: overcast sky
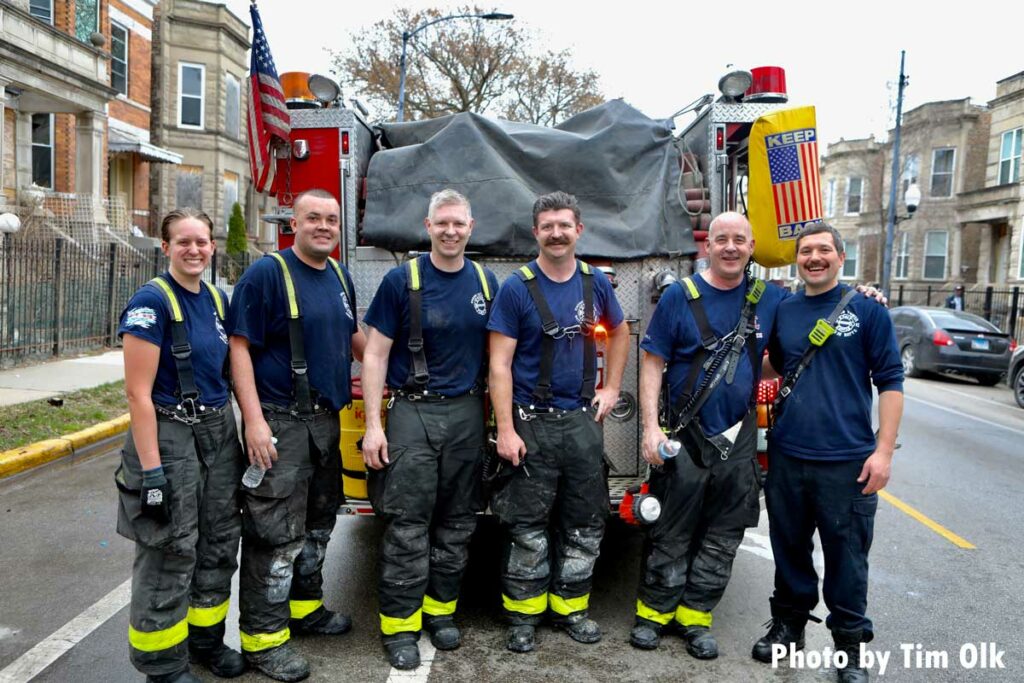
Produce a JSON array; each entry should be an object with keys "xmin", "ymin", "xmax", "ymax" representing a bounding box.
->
[{"xmin": 225, "ymin": 0, "xmax": 1019, "ymax": 148}]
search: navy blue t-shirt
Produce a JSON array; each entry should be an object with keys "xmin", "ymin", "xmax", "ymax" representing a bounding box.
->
[
  {"xmin": 363, "ymin": 256, "xmax": 499, "ymax": 396},
  {"xmin": 642, "ymin": 274, "xmax": 787, "ymax": 436},
  {"xmin": 768, "ymin": 283, "xmax": 904, "ymax": 461},
  {"xmin": 227, "ymin": 248, "xmax": 357, "ymax": 412},
  {"xmin": 488, "ymin": 261, "xmax": 624, "ymax": 410},
  {"xmin": 118, "ymin": 274, "xmax": 230, "ymax": 408}
]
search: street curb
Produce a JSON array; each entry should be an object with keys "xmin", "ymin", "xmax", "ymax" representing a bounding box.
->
[{"xmin": 0, "ymin": 413, "xmax": 130, "ymax": 480}]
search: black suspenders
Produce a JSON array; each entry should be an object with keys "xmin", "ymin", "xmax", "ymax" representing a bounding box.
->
[{"xmin": 516, "ymin": 260, "xmax": 597, "ymax": 405}]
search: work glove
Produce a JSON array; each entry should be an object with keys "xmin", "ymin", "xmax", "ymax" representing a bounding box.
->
[{"xmin": 140, "ymin": 466, "xmax": 171, "ymax": 524}]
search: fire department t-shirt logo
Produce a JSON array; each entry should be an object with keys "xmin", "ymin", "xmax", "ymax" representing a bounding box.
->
[
  {"xmin": 471, "ymin": 292, "xmax": 487, "ymax": 316},
  {"xmin": 341, "ymin": 292, "xmax": 353, "ymax": 320},
  {"xmin": 125, "ymin": 307, "xmax": 157, "ymax": 329},
  {"xmin": 213, "ymin": 309, "xmax": 228, "ymax": 345},
  {"xmin": 574, "ymin": 300, "xmax": 585, "ymax": 323},
  {"xmin": 835, "ymin": 310, "xmax": 860, "ymax": 337}
]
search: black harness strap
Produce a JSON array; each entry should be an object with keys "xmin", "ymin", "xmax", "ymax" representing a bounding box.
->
[
  {"xmin": 148, "ymin": 276, "xmax": 225, "ymax": 420},
  {"xmin": 517, "ymin": 260, "xmax": 596, "ymax": 405},
  {"xmin": 773, "ymin": 285, "xmax": 860, "ymax": 416}
]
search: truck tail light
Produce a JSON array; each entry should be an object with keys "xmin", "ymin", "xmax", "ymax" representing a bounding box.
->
[
  {"xmin": 1010, "ymin": 338, "xmax": 1018, "ymax": 352},
  {"xmin": 932, "ymin": 330, "xmax": 954, "ymax": 347},
  {"xmin": 341, "ymin": 131, "xmax": 350, "ymax": 156}
]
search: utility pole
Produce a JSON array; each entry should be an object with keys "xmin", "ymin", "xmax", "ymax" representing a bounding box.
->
[{"xmin": 881, "ymin": 50, "xmax": 908, "ymax": 295}]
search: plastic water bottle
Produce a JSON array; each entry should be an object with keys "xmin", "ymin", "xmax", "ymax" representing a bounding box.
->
[
  {"xmin": 241, "ymin": 437, "xmax": 277, "ymax": 488},
  {"xmin": 658, "ymin": 439, "xmax": 681, "ymax": 461}
]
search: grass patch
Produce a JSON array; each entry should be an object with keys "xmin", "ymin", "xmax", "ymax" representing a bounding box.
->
[{"xmin": 0, "ymin": 381, "xmax": 127, "ymax": 452}]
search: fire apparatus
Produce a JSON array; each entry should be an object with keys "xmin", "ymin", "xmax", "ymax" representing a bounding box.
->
[{"xmin": 261, "ymin": 66, "xmax": 798, "ymax": 516}]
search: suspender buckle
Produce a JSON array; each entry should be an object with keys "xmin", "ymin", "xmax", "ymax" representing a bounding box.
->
[
  {"xmin": 541, "ymin": 320, "xmax": 560, "ymax": 337},
  {"xmin": 290, "ymin": 360, "xmax": 308, "ymax": 376},
  {"xmin": 808, "ymin": 319, "xmax": 836, "ymax": 347},
  {"xmin": 407, "ymin": 337, "xmax": 424, "ymax": 353},
  {"xmin": 171, "ymin": 342, "xmax": 192, "ymax": 361}
]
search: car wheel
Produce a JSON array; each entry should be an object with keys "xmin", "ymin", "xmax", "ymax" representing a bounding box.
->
[
  {"xmin": 1015, "ymin": 367, "xmax": 1024, "ymax": 409},
  {"xmin": 975, "ymin": 374, "xmax": 1001, "ymax": 387},
  {"xmin": 901, "ymin": 345, "xmax": 922, "ymax": 378}
]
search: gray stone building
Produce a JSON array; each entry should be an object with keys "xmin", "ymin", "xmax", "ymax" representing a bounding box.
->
[{"xmin": 150, "ymin": 0, "xmax": 251, "ymax": 239}]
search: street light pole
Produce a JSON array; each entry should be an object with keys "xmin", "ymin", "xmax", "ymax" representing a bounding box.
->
[
  {"xmin": 882, "ymin": 50, "xmax": 908, "ymax": 295},
  {"xmin": 396, "ymin": 12, "xmax": 514, "ymax": 122}
]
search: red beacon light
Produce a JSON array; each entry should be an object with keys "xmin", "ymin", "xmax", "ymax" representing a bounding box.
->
[{"xmin": 745, "ymin": 66, "xmax": 788, "ymax": 103}]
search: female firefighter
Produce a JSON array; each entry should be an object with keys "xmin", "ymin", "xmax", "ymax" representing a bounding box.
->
[{"xmin": 115, "ymin": 209, "xmax": 245, "ymax": 683}]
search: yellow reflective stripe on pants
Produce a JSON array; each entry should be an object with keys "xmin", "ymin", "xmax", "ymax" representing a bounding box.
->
[
  {"xmin": 502, "ymin": 593, "xmax": 548, "ymax": 616},
  {"xmin": 423, "ymin": 595, "xmax": 457, "ymax": 617},
  {"xmin": 635, "ymin": 599, "xmax": 675, "ymax": 626},
  {"xmin": 380, "ymin": 609, "xmax": 422, "ymax": 635},
  {"xmin": 675, "ymin": 604, "xmax": 713, "ymax": 628},
  {"xmin": 549, "ymin": 593, "xmax": 589, "ymax": 616},
  {"xmin": 128, "ymin": 618, "xmax": 188, "ymax": 652},
  {"xmin": 187, "ymin": 600, "xmax": 230, "ymax": 628},
  {"xmin": 240, "ymin": 627, "xmax": 291, "ymax": 653},
  {"xmin": 289, "ymin": 599, "xmax": 323, "ymax": 620}
]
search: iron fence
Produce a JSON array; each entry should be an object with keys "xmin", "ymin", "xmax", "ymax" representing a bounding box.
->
[
  {"xmin": 0, "ymin": 236, "xmax": 261, "ymax": 367},
  {"xmin": 895, "ymin": 284, "xmax": 1023, "ymax": 344}
]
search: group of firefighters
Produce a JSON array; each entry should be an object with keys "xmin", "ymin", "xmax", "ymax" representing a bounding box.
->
[{"xmin": 116, "ymin": 186, "xmax": 903, "ymax": 683}]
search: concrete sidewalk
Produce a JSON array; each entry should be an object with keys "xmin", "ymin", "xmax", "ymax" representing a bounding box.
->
[{"xmin": 0, "ymin": 350, "xmax": 125, "ymax": 407}]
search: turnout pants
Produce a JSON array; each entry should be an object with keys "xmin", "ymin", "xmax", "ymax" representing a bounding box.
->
[
  {"xmin": 491, "ymin": 407, "xmax": 608, "ymax": 626},
  {"xmin": 368, "ymin": 394, "xmax": 485, "ymax": 635},
  {"xmin": 116, "ymin": 407, "xmax": 243, "ymax": 677},
  {"xmin": 636, "ymin": 414, "xmax": 760, "ymax": 628},
  {"xmin": 239, "ymin": 407, "xmax": 342, "ymax": 653},
  {"xmin": 765, "ymin": 449, "xmax": 876, "ymax": 636}
]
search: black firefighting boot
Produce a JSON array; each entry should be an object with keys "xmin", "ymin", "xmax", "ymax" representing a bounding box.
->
[
  {"xmin": 189, "ymin": 622, "xmax": 247, "ymax": 678},
  {"xmin": 383, "ymin": 632, "xmax": 421, "ymax": 670},
  {"xmin": 146, "ymin": 669, "xmax": 201, "ymax": 683},
  {"xmin": 629, "ymin": 617, "xmax": 664, "ymax": 650},
  {"xmin": 506, "ymin": 624, "xmax": 535, "ymax": 653},
  {"xmin": 553, "ymin": 616, "xmax": 601, "ymax": 644},
  {"xmin": 424, "ymin": 615, "xmax": 461, "ymax": 650},
  {"xmin": 244, "ymin": 643, "xmax": 310, "ymax": 682},
  {"xmin": 752, "ymin": 611, "xmax": 814, "ymax": 663},
  {"xmin": 290, "ymin": 606, "xmax": 352, "ymax": 636},
  {"xmin": 680, "ymin": 625, "xmax": 718, "ymax": 659},
  {"xmin": 832, "ymin": 627, "xmax": 870, "ymax": 683}
]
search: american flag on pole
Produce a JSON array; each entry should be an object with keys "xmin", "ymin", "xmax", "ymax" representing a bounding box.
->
[
  {"xmin": 766, "ymin": 128, "xmax": 821, "ymax": 229},
  {"xmin": 247, "ymin": 3, "xmax": 290, "ymax": 193}
]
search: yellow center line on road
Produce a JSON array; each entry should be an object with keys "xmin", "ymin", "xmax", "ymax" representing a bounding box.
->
[{"xmin": 879, "ymin": 490, "xmax": 976, "ymax": 550}]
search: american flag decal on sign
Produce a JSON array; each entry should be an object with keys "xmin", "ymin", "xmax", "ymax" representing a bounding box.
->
[
  {"xmin": 765, "ymin": 128, "xmax": 820, "ymax": 236},
  {"xmin": 247, "ymin": 3, "xmax": 290, "ymax": 193}
]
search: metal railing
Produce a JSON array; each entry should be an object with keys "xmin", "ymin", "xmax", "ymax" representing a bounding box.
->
[
  {"xmin": 895, "ymin": 284, "xmax": 1023, "ymax": 344},
  {"xmin": 0, "ymin": 237, "xmax": 262, "ymax": 367}
]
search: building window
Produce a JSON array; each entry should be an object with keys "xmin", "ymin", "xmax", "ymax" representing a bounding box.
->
[
  {"xmin": 930, "ymin": 148, "xmax": 955, "ymax": 197},
  {"xmin": 75, "ymin": 0, "xmax": 99, "ymax": 43},
  {"xmin": 999, "ymin": 128, "xmax": 1022, "ymax": 185},
  {"xmin": 845, "ymin": 177, "xmax": 863, "ymax": 215},
  {"xmin": 842, "ymin": 240, "xmax": 859, "ymax": 279},
  {"xmin": 923, "ymin": 231, "xmax": 948, "ymax": 280},
  {"xmin": 31, "ymin": 114, "xmax": 53, "ymax": 189},
  {"xmin": 824, "ymin": 178, "xmax": 836, "ymax": 217},
  {"xmin": 902, "ymin": 154, "xmax": 919, "ymax": 196},
  {"xmin": 223, "ymin": 171, "xmax": 239, "ymax": 232},
  {"xmin": 225, "ymin": 74, "xmax": 240, "ymax": 139},
  {"xmin": 178, "ymin": 63, "xmax": 206, "ymax": 129},
  {"xmin": 29, "ymin": 0, "xmax": 52, "ymax": 23},
  {"xmin": 176, "ymin": 166, "xmax": 204, "ymax": 210},
  {"xmin": 111, "ymin": 23, "xmax": 129, "ymax": 96},
  {"xmin": 895, "ymin": 232, "xmax": 910, "ymax": 280}
]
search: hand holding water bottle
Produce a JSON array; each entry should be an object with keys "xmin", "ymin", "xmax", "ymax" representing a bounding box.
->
[{"xmin": 242, "ymin": 436, "xmax": 278, "ymax": 488}]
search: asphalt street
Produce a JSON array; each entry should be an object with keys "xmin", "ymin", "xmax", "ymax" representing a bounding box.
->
[{"xmin": 1, "ymin": 373, "xmax": 1022, "ymax": 682}]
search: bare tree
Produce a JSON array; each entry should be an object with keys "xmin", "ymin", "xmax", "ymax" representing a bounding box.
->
[
  {"xmin": 503, "ymin": 50, "xmax": 603, "ymax": 126},
  {"xmin": 331, "ymin": 6, "xmax": 602, "ymax": 124}
]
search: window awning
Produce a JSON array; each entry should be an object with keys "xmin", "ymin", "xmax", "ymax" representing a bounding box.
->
[{"xmin": 108, "ymin": 128, "xmax": 183, "ymax": 164}]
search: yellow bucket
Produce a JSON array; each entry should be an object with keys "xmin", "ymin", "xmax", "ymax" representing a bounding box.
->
[{"xmin": 339, "ymin": 380, "xmax": 386, "ymax": 500}]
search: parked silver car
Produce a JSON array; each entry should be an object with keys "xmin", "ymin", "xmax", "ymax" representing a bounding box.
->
[
  {"xmin": 1009, "ymin": 346, "xmax": 1024, "ymax": 408},
  {"xmin": 889, "ymin": 306, "xmax": 1017, "ymax": 386}
]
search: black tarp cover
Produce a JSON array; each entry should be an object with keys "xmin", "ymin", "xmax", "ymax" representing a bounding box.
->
[{"xmin": 361, "ymin": 100, "xmax": 696, "ymax": 259}]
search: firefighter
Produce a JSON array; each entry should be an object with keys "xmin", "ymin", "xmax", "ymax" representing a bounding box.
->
[
  {"xmin": 488, "ymin": 191, "xmax": 629, "ymax": 652},
  {"xmin": 629, "ymin": 212, "xmax": 786, "ymax": 659},
  {"xmin": 116, "ymin": 208, "xmax": 245, "ymax": 682},
  {"xmin": 228, "ymin": 189, "xmax": 365, "ymax": 681},
  {"xmin": 360, "ymin": 189, "xmax": 499, "ymax": 670},
  {"xmin": 753, "ymin": 223, "xmax": 903, "ymax": 683}
]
